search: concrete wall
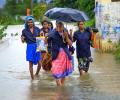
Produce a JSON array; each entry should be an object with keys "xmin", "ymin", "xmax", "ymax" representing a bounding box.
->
[
  {"xmin": 96, "ymin": 0, "xmax": 111, "ymax": 4},
  {"xmin": 95, "ymin": 0, "xmax": 120, "ymax": 42}
]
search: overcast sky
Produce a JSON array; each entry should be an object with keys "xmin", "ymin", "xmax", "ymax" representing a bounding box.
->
[{"xmin": 0, "ymin": 0, "xmax": 6, "ymax": 8}]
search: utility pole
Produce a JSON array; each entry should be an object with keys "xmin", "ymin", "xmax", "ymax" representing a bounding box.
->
[{"xmin": 30, "ymin": 0, "xmax": 33, "ymax": 15}]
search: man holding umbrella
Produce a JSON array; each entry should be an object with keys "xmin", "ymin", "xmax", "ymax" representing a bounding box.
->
[{"xmin": 45, "ymin": 7, "xmax": 92, "ymax": 76}]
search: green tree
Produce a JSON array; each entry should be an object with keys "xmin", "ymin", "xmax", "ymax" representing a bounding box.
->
[
  {"xmin": 53, "ymin": 0, "xmax": 77, "ymax": 8},
  {"xmin": 0, "ymin": 25, "xmax": 7, "ymax": 40},
  {"xmin": 75, "ymin": 0, "xmax": 95, "ymax": 19},
  {"xmin": 4, "ymin": 0, "xmax": 33, "ymax": 16},
  {"xmin": 33, "ymin": 3, "xmax": 47, "ymax": 21}
]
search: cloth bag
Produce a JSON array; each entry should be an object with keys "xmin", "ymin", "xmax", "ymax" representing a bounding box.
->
[{"xmin": 42, "ymin": 52, "xmax": 52, "ymax": 71}]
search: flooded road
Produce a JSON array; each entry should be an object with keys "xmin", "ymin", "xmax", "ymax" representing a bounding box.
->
[{"xmin": 0, "ymin": 26, "xmax": 120, "ymax": 100}]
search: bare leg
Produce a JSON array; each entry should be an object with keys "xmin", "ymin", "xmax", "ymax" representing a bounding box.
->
[
  {"xmin": 61, "ymin": 77, "xmax": 65, "ymax": 85},
  {"xmin": 80, "ymin": 69, "xmax": 86, "ymax": 76},
  {"xmin": 56, "ymin": 79, "xmax": 62, "ymax": 86},
  {"xmin": 29, "ymin": 61, "xmax": 34, "ymax": 80},
  {"xmin": 78, "ymin": 66, "xmax": 85, "ymax": 76},
  {"xmin": 35, "ymin": 60, "xmax": 41, "ymax": 76}
]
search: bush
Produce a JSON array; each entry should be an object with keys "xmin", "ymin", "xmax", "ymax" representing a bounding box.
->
[
  {"xmin": 85, "ymin": 18, "xmax": 95, "ymax": 27},
  {"xmin": 33, "ymin": 3, "xmax": 47, "ymax": 21},
  {"xmin": 114, "ymin": 44, "xmax": 120, "ymax": 61},
  {"xmin": 0, "ymin": 25, "xmax": 7, "ymax": 39},
  {"xmin": 0, "ymin": 16, "xmax": 23, "ymax": 25}
]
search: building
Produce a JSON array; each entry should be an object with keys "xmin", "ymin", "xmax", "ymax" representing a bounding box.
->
[{"xmin": 95, "ymin": 0, "xmax": 120, "ymax": 42}]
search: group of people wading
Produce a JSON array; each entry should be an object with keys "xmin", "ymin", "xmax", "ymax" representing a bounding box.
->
[{"xmin": 21, "ymin": 16, "xmax": 93, "ymax": 86}]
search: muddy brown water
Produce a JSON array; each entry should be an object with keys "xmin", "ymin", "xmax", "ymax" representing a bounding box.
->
[{"xmin": 0, "ymin": 37, "xmax": 120, "ymax": 100}]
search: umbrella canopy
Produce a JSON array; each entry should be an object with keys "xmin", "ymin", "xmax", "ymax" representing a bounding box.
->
[{"xmin": 45, "ymin": 7, "xmax": 89, "ymax": 22}]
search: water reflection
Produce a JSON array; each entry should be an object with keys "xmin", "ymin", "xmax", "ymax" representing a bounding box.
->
[
  {"xmin": 28, "ymin": 80, "xmax": 74, "ymax": 100},
  {"xmin": 26, "ymin": 72, "xmax": 96, "ymax": 100}
]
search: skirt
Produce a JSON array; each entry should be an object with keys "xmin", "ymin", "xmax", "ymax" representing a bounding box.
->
[
  {"xmin": 26, "ymin": 43, "xmax": 41, "ymax": 65},
  {"xmin": 51, "ymin": 49, "xmax": 73, "ymax": 79}
]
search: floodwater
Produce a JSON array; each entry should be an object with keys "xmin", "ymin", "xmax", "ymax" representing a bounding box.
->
[{"xmin": 0, "ymin": 26, "xmax": 120, "ymax": 100}]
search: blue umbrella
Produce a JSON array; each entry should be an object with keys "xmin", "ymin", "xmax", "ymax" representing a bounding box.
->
[{"xmin": 45, "ymin": 7, "xmax": 89, "ymax": 22}]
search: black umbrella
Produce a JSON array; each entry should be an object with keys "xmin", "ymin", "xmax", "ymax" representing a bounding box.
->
[{"xmin": 45, "ymin": 7, "xmax": 89, "ymax": 22}]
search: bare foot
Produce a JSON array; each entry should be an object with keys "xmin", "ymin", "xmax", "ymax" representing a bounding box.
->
[
  {"xmin": 31, "ymin": 76, "xmax": 34, "ymax": 80},
  {"xmin": 35, "ymin": 73, "xmax": 39, "ymax": 77},
  {"xmin": 56, "ymin": 79, "xmax": 63, "ymax": 86},
  {"xmin": 34, "ymin": 74, "xmax": 40, "ymax": 80},
  {"xmin": 80, "ymin": 70, "xmax": 86, "ymax": 76}
]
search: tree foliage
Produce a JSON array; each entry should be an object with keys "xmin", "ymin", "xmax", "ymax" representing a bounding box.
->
[
  {"xmin": 75, "ymin": 0, "xmax": 95, "ymax": 18},
  {"xmin": 0, "ymin": 25, "xmax": 7, "ymax": 40},
  {"xmin": 3, "ymin": 0, "xmax": 39, "ymax": 16},
  {"xmin": 33, "ymin": 3, "xmax": 47, "ymax": 20},
  {"xmin": 53, "ymin": 0, "xmax": 77, "ymax": 8}
]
